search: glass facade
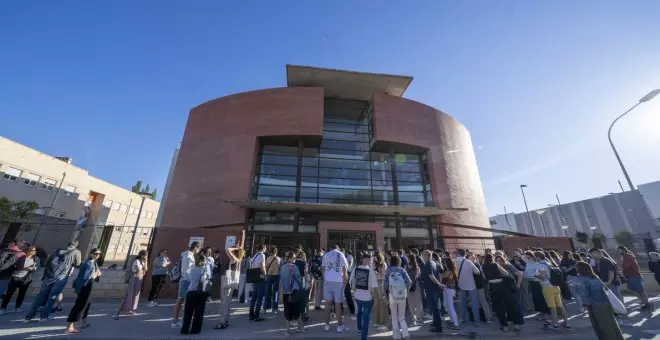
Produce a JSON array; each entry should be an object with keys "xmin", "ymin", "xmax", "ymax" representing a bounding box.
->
[{"xmin": 253, "ymin": 98, "xmax": 433, "ymax": 207}]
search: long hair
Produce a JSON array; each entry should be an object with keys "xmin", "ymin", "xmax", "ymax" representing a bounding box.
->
[
  {"xmin": 576, "ymin": 261, "xmax": 596, "ymax": 278},
  {"xmin": 442, "ymin": 257, "xmax": 458, "ymax": 281},
  {"xmin": 137, "ymin": 250, "xmax": 149, "ymax": 272}
]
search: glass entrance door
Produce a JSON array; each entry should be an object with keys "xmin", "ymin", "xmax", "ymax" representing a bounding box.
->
[{"xmin": 327, "ymin": 231, "xmax": 376, "ymax": 256}]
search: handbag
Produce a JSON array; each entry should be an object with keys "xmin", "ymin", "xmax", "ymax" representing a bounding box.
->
[
  {"xmin": 246, "ymin": 254, "xmax": 266, "ymax": 284},
  {"xmin": 223, "ymin": 269, "xmax": 240, "ymax": 289},
  {"xmin": 288, "ymin": 264, "xmax": 305, "ymax": 304},
  {"xmin": 605, "ymin": 285, "xmax": 626, "ymax": 315}
]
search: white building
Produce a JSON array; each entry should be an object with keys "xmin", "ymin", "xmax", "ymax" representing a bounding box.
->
[{"xmin": 0, "ymin": 136, "xmax": 160, "ymax": 264}]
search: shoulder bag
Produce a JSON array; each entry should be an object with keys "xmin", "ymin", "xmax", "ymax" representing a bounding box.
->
[{"xmin": 246, "ymin": 254, "xmax": 266, "ymax": 284}]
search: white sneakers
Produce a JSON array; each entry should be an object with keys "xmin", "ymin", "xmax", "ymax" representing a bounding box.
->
[
  {"xmin": 337, "ymin": 325, "xmax": 349, "ymax": 333},
  {"xmin": 147, "ymin": 301, "xmax": 158, "ymax": 307},
  {"xmin": 171, "ymin": 319, "xmax": 182, "ymax": 328},
  {"xmin": 324, "ymin": 324, "xmax": 331, "ymax": 331}
]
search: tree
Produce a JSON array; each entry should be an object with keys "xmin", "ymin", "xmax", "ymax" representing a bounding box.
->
[
  {"xmin": 0, "ymin": 196, "xmax": 39, "ymax": 232},
  {"xmin": 131, "ymin": 180, "xmax": 143, "ymax": 193},
  {"xmin": 151, "ymin": 189, "xmax": 158, "ymax": 200},
  {"xmin": 575, "ymin": 231, "xmax": 589, "ymax": 245},
  {"xmin": 614, "ymin": 230, "xmax": 634, "ymax": 248},
  {"xmin": 592, "ymin": 233, "xmax": 606, "ymax": 249}
]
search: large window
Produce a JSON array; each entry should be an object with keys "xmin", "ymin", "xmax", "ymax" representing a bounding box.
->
[{"xmin": 253, "ymin": 98, "xmax": 432, "ymax": 208}]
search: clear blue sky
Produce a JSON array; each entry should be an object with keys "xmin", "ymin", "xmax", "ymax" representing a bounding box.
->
[{"xmin": 2, "ymin": 1, "xmax": 659, "ymax": 216}]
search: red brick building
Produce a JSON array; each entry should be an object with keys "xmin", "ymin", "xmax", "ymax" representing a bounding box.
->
[{"xmin": 153, "ymin": 65, "xmax": 494, "ymax": 256}]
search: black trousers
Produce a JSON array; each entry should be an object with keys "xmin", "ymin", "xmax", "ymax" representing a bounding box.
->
[
  {"xmin": 148, "ymin": 275, "xmax": 166, "ymax": 302},
  {"xmin": 1, "ymin": 277, "xmax": 31, "ymax": 309},
  {"xmin": 181, "ymin": 291, "xmax": 208, "ymax": 335},
  {"xmin": 490, "ymin": 281, "xmax": 524, "ymax": 327},
  {"xmin": 344, "ymin": 282, "xmax": 355, "ymax": 315},
  {"xmin": 529, "ymin": 281, "xmax": 550, "ymax": 314},
  {"xmin": 67, "ymin": 282, "xmax": 92, "ymax": 323}
]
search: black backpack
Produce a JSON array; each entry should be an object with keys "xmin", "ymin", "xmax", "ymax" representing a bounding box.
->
[
  {"xmin": 547, "ymin": 264, "xmax": 563, "ymax": 286},
  {"xmin": 0, "ymin": 249, "xmax": 19, "ymax": 279}
]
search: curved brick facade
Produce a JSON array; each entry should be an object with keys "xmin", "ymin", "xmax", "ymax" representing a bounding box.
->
[{"xmin": 156, "ymin": 86, "xmax": 492, "ymax": 262}]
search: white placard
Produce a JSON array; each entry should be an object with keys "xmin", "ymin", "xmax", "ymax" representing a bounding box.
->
[
  {"xmin": 189, "ymin": 237, "xmax": 204, "ymax": 248},
  {"xmin": 225, "ymin": 236, "xmax": 236, "ymax": 249}
]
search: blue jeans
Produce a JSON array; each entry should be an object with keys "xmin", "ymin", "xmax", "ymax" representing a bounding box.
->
[
  {"xmin": 424, "ymin": 289, "xmax": 442, "ymax": 331},
  {"xmin": 263, "ymin": 275, "xmax": 279, "ymax": 312},
  {"xmin": 459, "ymin": 289, "xmax": 480, "ymax": 323},
  {"xmin": 25, "ymin": 278, "xmax": 68, "ymax": 320},
  {"xmin": 355, "ymin": 299, "xmax": 374, "ymax": 340},
  {"xmin": 249, "ymin": 281, "xmax": 266, "ymax": 319}
]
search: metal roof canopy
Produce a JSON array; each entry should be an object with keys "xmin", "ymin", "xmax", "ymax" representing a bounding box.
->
[
  {"xmin": 286, "ymin": 65, "xmax": 413, "ymax": 101},
  {"xmin": 226, "ymin": 200, "xmax": 467, "ymax": 217}
]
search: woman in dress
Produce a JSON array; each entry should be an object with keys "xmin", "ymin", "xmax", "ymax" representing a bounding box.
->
[
  {"xmin": 66, "ymin": 248, "xmax": 102, "ymax": 333},
  {"xmin": 576, "ymin": 261, "xmax": 624, "ymax": 340},
  {"xmin": 113, "ymin": 250, "xmax": 148, "ymax": 319},
  {"xmin": 214, "ymin": 245, "xmax": 245, "ymax": 330},
  {"xmin": 147, "ymin": 249, "xmax": 170, "ymax": 307}
]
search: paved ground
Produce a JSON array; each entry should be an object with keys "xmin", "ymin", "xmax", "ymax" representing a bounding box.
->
[{"xmin": 1, "ymin": 295, "xmax": 660, "ymax": 339}]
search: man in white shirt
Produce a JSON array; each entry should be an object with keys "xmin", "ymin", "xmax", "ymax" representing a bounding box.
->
[
  {"xmin": 248, "ymin": 244, "xmax": 267, "ymax": 321},
  {"xmin": 322, "ymin": 245, "xmax": 349, "ymax": 332},
  {"xmin": 350, "ymin": 253, "xmax": 378, "ymax": 340},
  {"xmin": 454, "ymin": 248, "xmax": 482, "ymax": 326},
  {"xmin": 172, "ymin": 241, "xmax": 201, "ymax": 328}
]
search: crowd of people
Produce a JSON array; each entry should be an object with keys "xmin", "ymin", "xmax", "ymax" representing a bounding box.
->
[{"xmin": 0, "ymin": 237, "xmax": 657, "ymax": 339}]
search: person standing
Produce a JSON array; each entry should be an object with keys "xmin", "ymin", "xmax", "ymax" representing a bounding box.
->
[
  {"xmin": 0, "ymin": 245, "xmax": 37, "ymax": 315},
  {"xmin": 0, "ymin": 239, "xmax": 27, "ymax": 302},
  {"xmin": 350, "ymin": 253, "xmax": 377, "ymax": 340},
  {"xmin": 310, "ymin": 249, "xmax": 324, "ymax": 310},
  {"xmin": 263, "ymin": 246, "xmax": 281, "ymax": 314},
  {"xmin": 454, "ymin": 249, "xmax": 483, "ymax": 326},
  {"xmin": 24, "ymin": 241, "xmax": 81, "ymax": 322},
  {"xmin": 371, "ymin": 252, "xmax": 389, "ymax": 332},
  {"xmin": 589, "ymin": 247, "xmax": 626, "ymax": 324},
  {"xmin": 238, "ymin": 255, "xmax": 251, "ymax": 304},
  {"xmin": 648, "ymin": 252, "xmax": 660, "ymax": 286},
  {"xmin": 114, "ymin": 250, "xmax": 148, "ymax": 319},
  {"xmin": 147, "ymin": 249, "xmax": 170, "ymax": 307},
  {"xmin": 294, "ymin": 250, "xmax": 310, "ymax": 321},
  {"xmin": 535, "ymin": 252, "xmax": 571, "ymax": 330},
  {"xmin": 65, "ymin": 248, "xmax": 102, "ymax": 333},
  {"xmin": 482, "ymin": 254, "xmax": 521, "ymax": 333},
  {"xmin": 181, "ymin": 254, "xmax": 210, "ymax": 335},
  {"xmin": 248, "ymin": 244, "xmax": 267, "ymax": 322},
  {"xmin": 171, "ymin": 241, "xmax": 201, "ymax": 328},
  {"xmin": 467, "ymin": 253, "xmax": 492, "ymax": 323},
  {"xmin": 280, "ymin": 252, "xmax": 304, "ymax": 336},
  {"xmin": 576, "ymin": 262, "xmax": 624, "ymax": 340},
  {"xmin": 441, "ymin": 257, "xmax": 460, "ymax": 330},
  {"xmin": 405, "ymin": 254, "xmax": 422, "ymax": 326},
  {"xmin": 214, "ymin": 245, "xmax": 244, "ymax": 330},
  {"xmin": 421, "ymin": 250, "xmax": 444, "ymax": 333},
  {"xmin": 383, "ymin": 255, "xmax": 412, "ymax": 340},
  {"xmin": 322, "ymin": 245, "xmax": 349, "ymax": 333},
  {"xmin": 617, "ymin": 246, "xmax": 652, "ymax": 311},
  {"xmin": 559, "ymin": 251, "xmax": 582, "ymax": 313}
]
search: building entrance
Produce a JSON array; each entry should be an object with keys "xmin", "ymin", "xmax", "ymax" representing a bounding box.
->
[
  {"xmin": 327, "ymin": 230, "xmax": 376, "ymax": 257},
  {"xmin": 249, "ymin": 232, "xmax": 318, "ymax": 255}
]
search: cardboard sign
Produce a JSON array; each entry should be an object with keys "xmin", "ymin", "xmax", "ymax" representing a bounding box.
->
[
  {"xmin": 189, "ymin": 237, "xmax": 204, "ymax": 248},
  {"xmin": 225, "ymin": 236, "xmax": 236, "ymax": 249}
]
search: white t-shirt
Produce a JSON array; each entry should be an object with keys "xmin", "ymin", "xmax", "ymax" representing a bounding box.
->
[
  {"xmin": 350, "ymin": 265, "xmax": 378, "ymax": 301},
  {"xmin": 455, "ymin": 257, "xmax": 480, "ymax": 291},
  {"xmin": 180, "ymin": 250, "xmax": 195, "ymax": 281},
  {"xmin": 322, "ymin": 249, "xmax": 348, "ymax": 282},
  {"xmin": 250, "ymin": 252, "xmax": 265, "ymax": 269}
]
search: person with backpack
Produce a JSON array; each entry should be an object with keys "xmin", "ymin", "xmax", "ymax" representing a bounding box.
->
[
  {"xmin": 1, "ymin": 244, "xmax": 36, "ymax": 315},
  {"xmin": 171, "ymin": 241, "xmax": 201, "ymax": 328},
  {"xmin": 534, "ymin": 251, "xmax": 571, "ymax": 330},
  {"xmin": 181, "ymin": 253, "xmax": 210, "ymax": 335},
  {"xmin": 24, "ymin": 241, "xmax": 81, "ymax": 323},
  {"xmin": 383, "ymin": 255, "xmax": 412, "ymax": 340},
  {"xmin": 248, "ymin": 244, "xmax": 267, "ymax": 322},
  {"xmin": 350, "ymin": 252, "xmax": 378, "ymax": 340},
  {"xmin": 0, "ymin": 238, "xmax": 27, "ymax": 301}
]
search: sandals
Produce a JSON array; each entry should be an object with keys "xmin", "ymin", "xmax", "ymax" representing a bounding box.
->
[{"xmin": 66, "ymin": 328, "xmax": 80, "ymax": 334}]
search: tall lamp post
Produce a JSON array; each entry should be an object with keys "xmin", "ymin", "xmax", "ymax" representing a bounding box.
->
[
  {"xmin": 123, "ymin": 192, "xmax": 152, "ymax": 270},
  {"xmin": 520, "ymin": 185, "xmax": 533, "ymax": 234},
  {"xmin": 608, "ymin": 89, "xmax": 660, "ymax": 191}
]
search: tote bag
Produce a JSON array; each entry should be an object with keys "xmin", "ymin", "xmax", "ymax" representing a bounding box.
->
[
  {"xmin": 223, "ymin": 269, "xmax": 240, "ymax": 289},
  {"xmin": 605, "ymin": 286, "xmax": 626, "ymax": 315}
]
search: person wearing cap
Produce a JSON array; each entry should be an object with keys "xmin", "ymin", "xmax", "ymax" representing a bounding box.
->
[{"xmin": 65, "ymin": 248, "xmax": 102, "ymax": 333}]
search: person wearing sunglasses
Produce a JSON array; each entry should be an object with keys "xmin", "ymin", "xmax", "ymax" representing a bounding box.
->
[{"xmin": 65, "ymin": 248, "xmax": 102, "ymax": 334}]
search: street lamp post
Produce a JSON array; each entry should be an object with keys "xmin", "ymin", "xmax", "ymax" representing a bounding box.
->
[
  {"xmin": 123, "ymin": 192, "xmax": 151, "ymax": 270},
  {"xmin": 608, "ymin": 89, "xmax": 660, "ymax": 191},
  {"xmin": 520, "ymin": 184, "xmax": 533, "ymax": 235}
]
